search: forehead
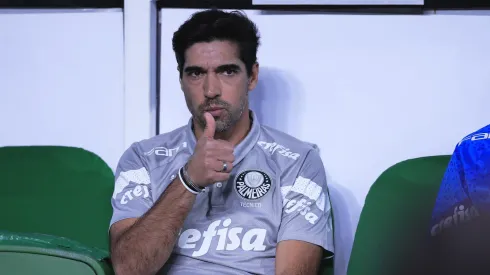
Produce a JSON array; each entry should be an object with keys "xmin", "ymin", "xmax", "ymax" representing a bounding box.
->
[{"xmin": 184, "ymin": 40, "xmax": 243, "ymax": 68}]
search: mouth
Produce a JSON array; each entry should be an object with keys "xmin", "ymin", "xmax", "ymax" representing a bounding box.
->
[
  {"xmin": 204, "ymin": 106, "xmax": 224, "ymax": 111},
  {"xmin": 204, "ymin": 106, "xmax": 225, "ymax": 117}
]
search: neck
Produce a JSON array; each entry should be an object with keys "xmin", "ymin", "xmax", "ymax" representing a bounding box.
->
[{"xmin": 194, "ymin": 109, "xmax": 252, "ymax": 146}]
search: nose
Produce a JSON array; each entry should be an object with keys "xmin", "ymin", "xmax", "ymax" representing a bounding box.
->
[{"xmin": 203, "ymin": 73, "xmax": 221, "ymax": 98}]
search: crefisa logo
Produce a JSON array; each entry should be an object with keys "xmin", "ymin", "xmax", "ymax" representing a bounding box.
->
[{"xmin": 235, "ymin": 170, "xmax": 272, "ymax": 200}]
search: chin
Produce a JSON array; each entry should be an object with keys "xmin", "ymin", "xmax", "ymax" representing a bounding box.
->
[
  {"xmin": 215, "ymin": 121, "xmax": 233, "ymax": 132},
  {"xmin": 215, "ymin": 125, "xmax": 229, "ymax": 133}
]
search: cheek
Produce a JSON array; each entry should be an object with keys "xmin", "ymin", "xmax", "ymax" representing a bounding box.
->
[
  {"xmin": 221, "ymin": 82, "xmax": 249, "ymax": 104},
  {"xmin": 221, "ymin": 75, "xmax": 249, "ymax": 91},
  {"xmin": 182, "ymin": 86, "xmax": 203, "ymax": 107}
]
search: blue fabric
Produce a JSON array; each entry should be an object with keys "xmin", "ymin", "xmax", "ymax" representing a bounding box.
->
[{"xmin": 430, "ymin": 124, "xmax": 490, "ymax": 237}]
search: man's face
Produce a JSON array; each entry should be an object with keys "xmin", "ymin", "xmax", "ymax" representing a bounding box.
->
[{"xmin": 180, "ymin": 40, "xmax": 258, "ymax": 133}]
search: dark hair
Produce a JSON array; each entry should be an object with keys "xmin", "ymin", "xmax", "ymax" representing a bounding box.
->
[{"xmin": 172, "ymin": 9, "xmax": 260, "ymax": 77}]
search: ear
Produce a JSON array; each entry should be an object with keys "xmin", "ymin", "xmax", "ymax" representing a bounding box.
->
[{"xmin": 247, "ymin": 63, "xmax": 259, "ymax": 91}]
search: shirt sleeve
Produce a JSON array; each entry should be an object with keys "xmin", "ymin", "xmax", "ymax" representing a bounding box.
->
[
  {"xmin": 109, "ymin": 142, "xmax": 154, "ymax": 228},
  {"xmin": 277, "ymin": 149, "xmax": 334, "ymax": 254},
  {"xmin": 459, "ymin": 128, "xmax": 490, "ymax": 213},
  {"xmin": 430, "ymin": 141, "xmax": 479, "ymax": 237},
  {"xmin": 427, "ymin": 126, "xmax": 490, "ymax": 274}
]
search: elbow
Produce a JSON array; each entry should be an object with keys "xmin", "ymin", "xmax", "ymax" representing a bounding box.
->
[
  {"xmin": 111, "ymin": 253, "xmax": 126, "ymax": 275},
  {"xmin": 110, "ymin": 247, "xmax": 160, "ymax": 275},
  {"xmin": 111, "ymin": 246, "xmax": 133, "ymax": 275},
  {"xmin": 112, "ymin": 264, "xmax": 125, "ymax": 275},
  {"xmin": 112, "ymin": 256, "xmax": 138, "ymax": 275}
]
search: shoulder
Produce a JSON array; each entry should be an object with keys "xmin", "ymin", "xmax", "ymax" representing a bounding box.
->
[
  {"xmin": 119, "ymin": 125, "xmax": 190, "ymax": 170},
  {"xmin": 453, "ymin": 124, "xmax": 490, "ymax": 159},
  {"xmin": 256, "ymin": 125, "xmax": 323, "ymax": 175},
  {"xmin": 457, "ymin": 124, "xmax": 490, "ymax": 148},
  {"xmin": 257, "ymin": 125, "xmax": 319, "ymax": 159},
  {"xmin": 447, "ymin": 124, "xmax": 490, "ymax": 193}
]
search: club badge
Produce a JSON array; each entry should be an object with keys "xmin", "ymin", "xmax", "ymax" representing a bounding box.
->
[{"xmin": 235, "ymin": 170, "xmax": 272, "ymax": 200}]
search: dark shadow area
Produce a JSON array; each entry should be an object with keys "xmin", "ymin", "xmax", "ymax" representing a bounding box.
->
[{"xmin": 424, "ymin": 214, "xmax": 490, "ymax": 275}]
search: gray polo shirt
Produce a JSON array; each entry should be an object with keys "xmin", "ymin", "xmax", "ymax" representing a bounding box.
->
[{"xmin": 110, "ymin": 111, "xmax": 334, "ymax": 275}]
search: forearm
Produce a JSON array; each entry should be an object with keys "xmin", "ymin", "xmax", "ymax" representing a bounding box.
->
[
  {"xmin": 275, "ymin": 241, "xmax": 322, "ymax": 275},
  {"xmin": 112, "ymin": 178, "xmax": 196, "ymax": 275},
  {"xmin": 276, "ymin": 264, "xmax": 319, "ymax": 275}
]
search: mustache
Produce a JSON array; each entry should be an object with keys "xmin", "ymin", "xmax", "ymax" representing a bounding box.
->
[{"xmin": 198, "ymin": 100, "xmax": 230, "ymax": 111}]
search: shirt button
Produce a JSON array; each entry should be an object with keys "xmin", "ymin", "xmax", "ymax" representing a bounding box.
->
[
  {"xmin": 216, "ymin": 182, "xmax": 223, "ymax": 188},
  {"xmin": 170, "ymin": 174, "xmax": 176, "ymax": 180}
]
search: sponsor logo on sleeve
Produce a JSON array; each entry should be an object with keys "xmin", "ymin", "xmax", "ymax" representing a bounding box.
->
[
  {"xmin": 144, "ymin": 142, "xmax": 187, "ymax": 157},
  {"xmin": 113, "ymin": 167, "xmax": 151, "ymax": 205},
  {"xmin": 281, "ymin": 176, "xmax": 329, "ymax": 226}
]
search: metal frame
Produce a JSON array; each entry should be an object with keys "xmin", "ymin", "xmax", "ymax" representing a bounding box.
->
[
  {"xmin": 0, "ymin": 0, "xmax": 123, "ymax": 8},
  {"xmin": 157, "ymin": 0, "xmax": 490, "ymax": 10}
]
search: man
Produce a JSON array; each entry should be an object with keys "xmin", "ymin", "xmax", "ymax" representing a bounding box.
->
[
  {"xmin": 109, "ymin": 9, "xmax": 334, "ymax": 275},
  {"xmin": 427, "ymin": 124, "xmax": 490, "ymax": 275}
]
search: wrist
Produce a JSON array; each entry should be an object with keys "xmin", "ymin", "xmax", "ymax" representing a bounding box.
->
[
  {"xmin": 178, "ymin": 167, "xmax": 199, "ymax": 195},
  {"xmin": 183, "ymin": 163, "xmax": 204, "ymax": 190},
  {"xmin": 179, "ymin": 164, "xmax": 204, "ymax": 194}
]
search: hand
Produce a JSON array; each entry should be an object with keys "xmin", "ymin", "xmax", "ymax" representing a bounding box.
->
[{"xmin": 186, "ymin": 113, "xmax": 235, "ymax": 187}]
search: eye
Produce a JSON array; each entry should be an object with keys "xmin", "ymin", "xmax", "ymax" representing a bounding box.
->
[
  {"xmin": 187, "ymin": 71, "xmax": 202, "ymax": 78},
  {"xmin": 222, "ymin": 69, "xmax": 238, "ymax": 76}
]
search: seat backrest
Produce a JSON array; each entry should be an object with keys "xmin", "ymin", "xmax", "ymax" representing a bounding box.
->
[
  {"xmin": 347, "ymin": 155, "xmax": 451, "ymax": 275},
  {"xmin": 0, "ymin": 231, "xmax": 112, "ymax": 275},
  {"xmin": 0, "ymin": 146, "xmax": 114, "ymax": 251}
]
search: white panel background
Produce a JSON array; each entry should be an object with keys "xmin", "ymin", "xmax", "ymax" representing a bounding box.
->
[
  {"xmin": 159, "ymin": 10, "xmax": 490, "ymax": 274},
  {"xmin": 0, "ymin": 10, "xmax": 125, "ymax": 170}
]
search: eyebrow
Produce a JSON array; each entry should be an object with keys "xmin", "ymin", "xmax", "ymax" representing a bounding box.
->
[
  {"xmin": 216, "ymin": 64, "xmax": 241, "ymax": 72},
  {"xmin": 183, "ymin": 63, "xmax": 241, "ymax": 73}
]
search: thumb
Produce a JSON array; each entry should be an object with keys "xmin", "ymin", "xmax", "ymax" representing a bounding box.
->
[{"xmin": 203, "ymin": 112, "xmax": 216, "ymax": 138}]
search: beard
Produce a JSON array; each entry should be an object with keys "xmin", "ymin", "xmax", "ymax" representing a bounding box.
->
[{"xmin": 191, "ymin": 93, "xmax": 247, "ymax": 133}]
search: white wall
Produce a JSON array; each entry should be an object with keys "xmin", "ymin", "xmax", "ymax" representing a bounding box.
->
[
  {"xmin": 123, "ymin": 0, "xmax": 159, "ymax": 148},
  {"xmin": 0, "ymin": 9, "xmax": 125, "ymax": 170},
  {"xmin": 159, "ymin": 9, "xmax": 490, "ymax": 275}
]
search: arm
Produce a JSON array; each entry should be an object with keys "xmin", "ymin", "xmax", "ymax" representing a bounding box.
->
[
  {"xmin": 275, "ymin": 149, "xmax": 334, "ymax": 275},
  {"xmin": 427, "ymin": 127, "xmax": 490, "ymax": 274},
  {"xmin": 110, "ymin": 117, "xmax": 234, "ymax": 275},
  {"xmin": 429, "ymin": 147, "xmax": 474, "ymax": 237},
  {"xmin": 275, "ymin": 240, "xmax": 323, "ymax": 275},
  {"xmin": 110, "ymin": 178, "xmax": 196, "ymax": 275}
]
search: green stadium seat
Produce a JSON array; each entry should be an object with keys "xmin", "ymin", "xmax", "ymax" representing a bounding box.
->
[
  {"xmin": 0, "ymin": 146, "xmax": 114, "ymax": 250},
  {"xmin": 0, "ymin": 146, "xmax": 115, "ymax": 274},
  {"xmin": 0, "ymin": 231, "xmax": 113, "ymax": 275},
  {"xmin": 347, "ymin": 155, "xmax": 451, "ymax": 275}
]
